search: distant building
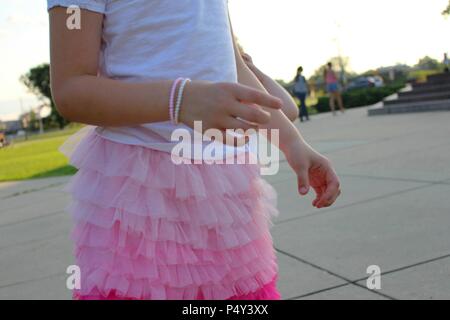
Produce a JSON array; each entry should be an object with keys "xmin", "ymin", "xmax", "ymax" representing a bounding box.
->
[
  {"xmin": 3, "ymin": 120, "xmax": 22, "ymax": 134},
  {"xmin": 377, "ymin": 64, "xmax": 412, "ymax": 82}
]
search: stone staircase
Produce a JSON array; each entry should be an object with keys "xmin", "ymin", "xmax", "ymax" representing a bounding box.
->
[{"xmin": 368, "ymin": 73, "xmax": 450, "ymax": 116}]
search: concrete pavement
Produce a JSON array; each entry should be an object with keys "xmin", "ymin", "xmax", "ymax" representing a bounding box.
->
[{"xmin": 1, "ymin": 107, "xmax": 449, "ymax": 300}]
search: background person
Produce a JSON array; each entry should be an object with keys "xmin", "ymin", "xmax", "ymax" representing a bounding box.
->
[
  {"xmin": 444, "ymin": 53, "xmax": 449, "ymax": 73},
  {"xmin": 292, "ymin": 66, "xmax": 310, "ymax": 122},
  {"xmin": 324, "ymin": 62, "xmax": 345, "ymax": 115}
]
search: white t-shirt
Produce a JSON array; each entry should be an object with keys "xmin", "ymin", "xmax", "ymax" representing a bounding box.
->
[
  {"xmin": 47, "ymin": 0, "xmax": 249, "ymax": 160},
  {"xmin": 294, "ymin": 76, "xmax": 308, "ymax": 94}
]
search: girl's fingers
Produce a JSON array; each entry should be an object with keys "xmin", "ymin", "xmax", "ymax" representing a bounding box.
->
[
  {"xmin": 316, "ymin": 177, "xmax": 341, "ymax": 208},
  {"xmin": 233, "ymin": 85, "xmax": 283, "ymax": 110},
  {"xmin": 203, "ymin": 129, "xmax": 249, "ymax": 147},
  {"xmin": 312, "ymin": 185, "xmax": 325, "ymax": 207},
  {"xmin": 317, "ymin": 189, "xmax": 341, "ymax": 208},
  {"xmin": 222, "ymin": 130, "xmax": 249, "ymax": 147},
  {"xmin": 297, "ymin": 168, "xmax": 310, "ymax": 195},
  {"xmin": 201, "ymin": 122, "xmax": 249, "ymax": 147},
  {"xmin": 229, "ymin": 103, "xmax": 271, "ymax": 125},
  {"xmin": 201, "ymin": 114, "xmax": 255, "ymax": 147},
  {"xmin": 243, "ymin": 54, "xmax": 254, "ymax": 65},
  {"xmin": 224, "ymin": 117, "xmax": 259, "ymax": 132}
]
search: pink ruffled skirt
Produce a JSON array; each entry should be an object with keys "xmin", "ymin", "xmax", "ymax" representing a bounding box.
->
[{"xmin": 60, "ymin": 126, "xmax": 281, "ymax": 300}]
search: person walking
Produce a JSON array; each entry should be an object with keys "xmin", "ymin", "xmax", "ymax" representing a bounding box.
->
[
  {"xmin": 293, "ymin": 67, "xmax": 310, "ymax": 122},
  {"xmin": 444, "ymin": 53, "xmax": 449, "ymax": 73},
  {"xmin": 324, "ymin": 62, "xmax": 345, "ymax": 115}
]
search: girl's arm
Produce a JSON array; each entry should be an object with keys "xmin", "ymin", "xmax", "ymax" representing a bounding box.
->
[
  {"xmin": 241, "ymin": 53, "xmax": 299, "ymax": 121},
  {"xmin": 49, "ymin": 7, "xmax": 173, "ymax": 126},
  {"xmin": 229, "ymin": 20, "xmax": 341, "ymax": 208},
  {"xmin": 49, "ymin": 7, "xmax": 282, "ymax": 139}
]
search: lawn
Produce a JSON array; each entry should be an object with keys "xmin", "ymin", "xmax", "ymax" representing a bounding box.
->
[{"xmin": 0, "ymin": 126, "xmax": 82, "ymax": 182}]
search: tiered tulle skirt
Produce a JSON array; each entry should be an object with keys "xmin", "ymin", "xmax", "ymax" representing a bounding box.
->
[{"xmin": 60, "ymin": 126, "xmax": 281, "ymax": 300}]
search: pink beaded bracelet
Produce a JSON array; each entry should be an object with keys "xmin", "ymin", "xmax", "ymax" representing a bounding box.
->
[{"xmin": 169, "ymin": 78, "xmax": 183, "ymax": 124}]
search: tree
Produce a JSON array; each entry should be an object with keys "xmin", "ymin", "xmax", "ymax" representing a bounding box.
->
[
  {"xmin": 376, "ymin": 64, "xmax": 412, "ymax": 84},
  {"xmin": 20, "ymin": 63, "xmax": 67, "ymax": 129},
  {"xmin": 443, "ymin": 1, "xmax": 450, "ymax": 15},
  {"xmin": 415, "ymin": 56, "xmax": 441, "ymax": 70}
]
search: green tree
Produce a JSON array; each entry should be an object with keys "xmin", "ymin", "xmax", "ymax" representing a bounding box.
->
[
  {"xmin": 415, "ymin": 56, "xmax": 441, "ymax": 70},
  {"xmin": 20, "ymin": 63, "xmax": 67, "ymax": 129},
  {"xmin": 443, "ymin": 1, "xmax": 450, "ymax": 15}
]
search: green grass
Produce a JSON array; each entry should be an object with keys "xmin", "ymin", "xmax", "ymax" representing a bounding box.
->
[
  {"xmin": 0, "ymin": 127, "xmax": 82, "ymax": 182},
  {"xmin": 408, "ymin": 70, "xmax": 441, "ymax": 83}
]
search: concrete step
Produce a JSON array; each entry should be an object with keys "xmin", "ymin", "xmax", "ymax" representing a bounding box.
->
[
  {"xmin": 368, "ymin": 99, "xmax": 450, "ymax": 116},
  {"xmin": 384, "ymin": 91, "xmax": 450, "ymax": 105},
  {"xmin": 426, "ymin": 73, "xmax": 450, "ymax": 85},
  {"xmin": 413, "ymin": 81, "xmax": 450, "ymax": 90},
  {"xmin": 406, "ymin": 83, "xmax": 450, "ymax": 95},
  {"xmin": 412, "ymin": 74, "xmax": 450, "ymax": 90}
]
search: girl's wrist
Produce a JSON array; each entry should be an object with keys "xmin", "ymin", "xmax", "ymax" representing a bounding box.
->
[{"xmin": 281, "ymin": 131, "xmax": 308, "ymax": 158}]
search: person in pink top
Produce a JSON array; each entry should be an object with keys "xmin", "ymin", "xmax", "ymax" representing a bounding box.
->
[{"xmin": 324, "ymin": 62, "xmax": 345, "ymax": 115}]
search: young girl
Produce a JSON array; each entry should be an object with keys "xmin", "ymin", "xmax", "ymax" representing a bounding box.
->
[
  {"xmin": 49, "ymin": 0, "xmax": 341, "ymax": 300},
  {"xmin": 324, "ymin": 62, "xmax": 346, "ymax": 115}
]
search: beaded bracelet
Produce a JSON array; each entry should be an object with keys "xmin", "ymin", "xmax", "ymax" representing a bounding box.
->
[
  {"xmin": 174, "ymin": 78, "xmax": 191, "ymax": 125},
  {"xmin": 169, "ymin": 78, "xmax": 184, "ymax": 124}
]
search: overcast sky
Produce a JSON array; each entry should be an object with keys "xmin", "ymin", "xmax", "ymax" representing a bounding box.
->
[{"xmin": 1, "ymin": 0, "xmax": 449, "ymax": 120}]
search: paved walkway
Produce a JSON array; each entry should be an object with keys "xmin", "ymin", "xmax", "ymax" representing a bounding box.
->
[{"xmin": 1, "ymin": 107, "xmax": 450, "ymax": 299}]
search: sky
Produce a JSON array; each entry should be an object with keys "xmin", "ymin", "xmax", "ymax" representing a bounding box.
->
[{"xmin": 0, "ymin": 0, "xmax": 449, "ymax": 121}]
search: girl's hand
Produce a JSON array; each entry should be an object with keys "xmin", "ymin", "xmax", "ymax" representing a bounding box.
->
[
  {"xmin": 241, "ymin": 53, "xmax": 266, "ymax": 84},
  {"xmin": 242, "ymin": 53, "xmax": 259, "ymax": 74},
  {"xmin": 242, "ymin": 53, "xmax": 254, "ymax": 65},
  {"xmin": 285, "ymin": 139, "xmax": 341, "ymax": 208},
  {"xmin": 179, "ymin": 81, "xmax": 282, "ymax": 145}
]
